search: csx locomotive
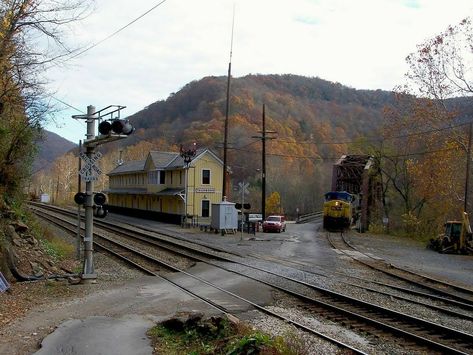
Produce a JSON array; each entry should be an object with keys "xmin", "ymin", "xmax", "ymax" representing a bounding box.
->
[{"xmin": 323, "ymin": 191, "xmax": 355, "ymax": 231}]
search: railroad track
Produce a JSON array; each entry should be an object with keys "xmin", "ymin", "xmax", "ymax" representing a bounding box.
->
[
  {"xmin": 29, "ymin": 203, "xmax": 473, "ymax": 354},
  {"xmin": 248, "ymin": 252, "xmax": 473, "ymax": 321},
  {"xmin": 29, "ymin": 204, "xmax": 364, "ymax": 354},
  {"xmin": 327, "ymin": 231, "xmax": 473, "ymax": 306}
]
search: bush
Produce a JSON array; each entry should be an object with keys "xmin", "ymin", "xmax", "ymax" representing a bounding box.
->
[
  {"xmin": 148, "ymin": 315, "xmax": 309, "ymax": 355},
  {"xmin": 368, "ymin": 223, "xmax": 385, "ymax": 234}
]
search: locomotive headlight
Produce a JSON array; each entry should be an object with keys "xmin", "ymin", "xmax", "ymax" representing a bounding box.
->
[{"xmin": 335, "ymin": 201, "xmax": 340, "ymax": 206}]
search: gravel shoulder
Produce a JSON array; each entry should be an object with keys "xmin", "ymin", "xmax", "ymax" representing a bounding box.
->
[
  {"xmin": 0, "ymin": 253, "xmax": 146, "ymax": 355},
  {"xmin": 345, "ymin": 231, "xmax": 473, "ymax": 288}
]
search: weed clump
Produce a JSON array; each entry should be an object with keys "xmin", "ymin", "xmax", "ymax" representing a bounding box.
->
[{"xmin": 148, "ymin": 312, "xmax": 307, "ymax": 354}]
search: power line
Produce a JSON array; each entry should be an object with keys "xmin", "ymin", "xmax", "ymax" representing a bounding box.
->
[
  {"xmin": 229, "ymin": 145, "xmax": 462, "ymax": 162},
  {"xmin": 51, "ymin": 96, "xmax": 84, "ymax": 113},
  {"xmin": 66, "ymin": 0, "xmax": 169, "ymax": 61},
  {"xmin": 275, "ymin": 120, "xmax": 473, "ymax": 146},
  {"xmin": 380, "ymin": 146, "xmax": 461, "ymax": 159}
]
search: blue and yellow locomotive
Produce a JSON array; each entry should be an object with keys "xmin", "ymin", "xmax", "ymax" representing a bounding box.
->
[{"xmin": 323, "ymin": 191, "xmax": 355, "ymax": 231}]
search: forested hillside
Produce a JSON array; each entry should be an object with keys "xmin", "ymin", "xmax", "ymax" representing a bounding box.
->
[
  {"xmin": 130, "ymin": 74, "xmax": 395, "ymax": 148},
  {"xmin": 33, "ymin": 131, "xmax": 76, "ymax": 172},
  {"xmin": 91, "ymin": 73, "xmax": 472, "ymax": 218},
  {"xmin": 108, "ymin": 74, "xmax": 396, "ymax": 213}
]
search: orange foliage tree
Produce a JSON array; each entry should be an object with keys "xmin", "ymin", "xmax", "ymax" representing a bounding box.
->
[
  {"xmin": 383, "ymin": 17, "xmax": 473, "ymax": 235},
  {"xmin": 266, "ymin": 191, "xmax": 283, "ymax": 215}
]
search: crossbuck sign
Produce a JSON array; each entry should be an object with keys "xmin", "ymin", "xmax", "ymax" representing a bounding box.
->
[
  {"xmin": 79, "ymin": 151, "xmax": 103, "ymax": 182},
  {"xmin": 238, "ymin": 181, "xmax": 249, "ymax": 195}
]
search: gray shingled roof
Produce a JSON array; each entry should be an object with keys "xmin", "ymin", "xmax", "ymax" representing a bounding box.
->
[
  {"xmin": 166, "ymin": 148, "xmax": 220, "ymax": 168},
  {"xmin": 108, "ymin": 160, "xmax": 146, "ymax": 175},
  {"xmin": 103, "ymin": 188, "xmax": 148, "ymax": 194},
  {"xmin": 148, "ymin": 151, "xmax": 180, "ymax": 168},
  {"xmin": 155, "ymin": 188, "xmax": 184, "ymax": 196},
  {"xmin": 103, "ymin": 187, "xmax": 183, "ymax": 196}
]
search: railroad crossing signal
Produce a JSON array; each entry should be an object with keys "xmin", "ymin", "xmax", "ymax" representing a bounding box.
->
[
  {"xmin": 79, "ymin": 151, "xmax": 103, "ymax": 182},
  {"xmin": 235, "ymin": 182, "xmax": 251, "ymax": 210},
  {"xmin": 238, "ymin": 181, "xmax": 250, "ymax": 195},
  {"xmin": 98, "ymin": 119, "xmax": 134, "ymax": 136}
]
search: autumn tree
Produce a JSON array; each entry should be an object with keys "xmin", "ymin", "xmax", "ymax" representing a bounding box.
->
[
  {"xmin": 409, "ymin": 18, "xmax": 472, "ymax": 211},
  {"xmin": 265, "ymin": 191, "xmax": 283, "ymax": 215},
  {"xmin": 381, "ymin": 17, "xmax": 473, "ymax": 234},
  {"xmin": 51, "ymin": 152, "xmax": 78, "ymax": 203},
  {"xmin": 0, "ymin": 0, "xmax": 89, "ymax": 202}
]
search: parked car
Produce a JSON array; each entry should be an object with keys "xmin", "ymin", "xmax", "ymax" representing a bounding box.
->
[
  {"xmin": 262, "ymin": 215, "xmax": 286, "ymax": 233},
  {"xmin": 247, "ymin": 213, "xmax": 263, "ymax": 223}
]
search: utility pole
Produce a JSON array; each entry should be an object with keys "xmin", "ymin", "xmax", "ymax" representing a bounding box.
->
[
  {"xmin": 465, "ymin": 121, "xmax": 472, "ymax": 214},
  {"xmin": 222, "ymin": 6, "xmax": 235, "ymax": 201},
  {"xmin": 262, "ymin": 105, "xmax": 267, "ymax": 220},
  {"xmin": 252, "ymin": 104, "xmax": 276, "ymax": 220},
  {"xmin": 240, "ymin": 182, "xmax": 245, "ymax": 240},
  {"xmin": 222, "ymin": 60, "xmax": 231, "ymax": 200}
]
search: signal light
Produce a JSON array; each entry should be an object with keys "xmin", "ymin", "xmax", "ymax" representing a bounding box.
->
[
  {"xmin": 93, "ymin": 205, "xmax": 108, "ymax": 218},
  {"xmin": 111, "ymin": 119, "xmax": 134, "ymax": 135},
  {"xmin": 98, "ymin": 119, "xmax": 134, "ymax": 135},
  {"xmin": 98, "ymin": 121, "xmax": 112, "ymax": 135},
  {"xmin": 93, "ymin": 192, "xmax": 107, "ymax": 205},
  {"xmin": 235, "ymin": 203, "xmax": 251, "ymax": 210},
  {"xmin": 74, "ymin": 192, "xmax": 87, "ymax": 205}
]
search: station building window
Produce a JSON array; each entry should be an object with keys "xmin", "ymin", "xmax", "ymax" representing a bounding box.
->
[
  {"xmin": 202, "ymin": 200, "xmax": 210, "ymax": 217},
  {"xmin": 159, "ymin": 170, "xmax": 165, "ymax": 184},
  {"xmin": 202, "ymin": 169, "xmax": 210, "ymax": 185},
  {"xmin": 148, "ymin": 171, "xmax": 158, "ymax": 185}
]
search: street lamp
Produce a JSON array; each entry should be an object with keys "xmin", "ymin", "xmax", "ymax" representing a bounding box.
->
[{"xmin": 180, "ymin": 143, "xmax": 197, "ymax": 226}]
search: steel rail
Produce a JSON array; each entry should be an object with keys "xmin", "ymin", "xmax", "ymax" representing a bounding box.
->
[
  {"xmin": 29, "ymin": 203, "xmax": 469, "ymax": 351},
  {"xmin": 30, "ymin": 205, "xmax": 366, "ymax": 354},
  {"xmin": 247, "ymin": 252, "xmax": 473, "ymax": 320},
  {"xmin": 327, "ymin": 232, "xmax": 473, "ymax": 305},
  {"xmin": 31, "ymin": 205, "xmax": 473, "ymax": 354},
  {"xmin": 343, "ymin": 233, "xmax": 473, "ymax": 296}
]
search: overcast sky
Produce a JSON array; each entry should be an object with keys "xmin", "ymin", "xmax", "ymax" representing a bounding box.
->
[{"xmin": 44, "ymin": 0, "xmax": 473, "ymax": 143}]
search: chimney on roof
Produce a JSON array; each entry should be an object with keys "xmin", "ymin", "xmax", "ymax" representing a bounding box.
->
[{"xmin": 117, "ymin": 149, "xmax": 124, "ymax": 166}]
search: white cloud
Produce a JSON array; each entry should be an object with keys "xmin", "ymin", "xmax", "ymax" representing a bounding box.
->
[{"xmin": 44, "ymin": 0, "xmax": 473, "ymax": 142}]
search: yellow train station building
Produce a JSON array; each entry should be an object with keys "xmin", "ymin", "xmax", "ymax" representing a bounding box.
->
[{"xmin": 105, "ymin": 148, "xmax": 224, "ymax": 225}]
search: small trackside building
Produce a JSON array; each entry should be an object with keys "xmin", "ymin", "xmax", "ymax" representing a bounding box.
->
[{"xmin": 105, "ymin": 148, "xmax": 224, "ymax": 225}]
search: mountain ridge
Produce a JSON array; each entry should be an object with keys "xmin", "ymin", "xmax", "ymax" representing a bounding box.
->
[{"xmin": 34, "ymin": 130, "xmax": 76, "ymax": 172}]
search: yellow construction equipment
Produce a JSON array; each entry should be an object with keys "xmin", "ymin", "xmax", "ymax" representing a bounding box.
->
[{"xmin": 430, "ymin": 212, "xmax": 473, "ymax": 254}]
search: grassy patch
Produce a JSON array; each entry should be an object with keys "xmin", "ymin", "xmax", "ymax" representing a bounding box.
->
[
  {"xmin": 40, "ymin": 238, "xmax": 75, "ymax": 261},
  {"xmin": 22, "ymin": 209, "xmax": 75, "ymax": 261},
  {"xmin": 148, "ymin": 314, "xmax": 307, "ymax": 355},
  {"xmin": 367, "ymin": 223, "xmax": 385, "ymax": 235},
  {"xmin": 43, "ymin": 279, "xmax": 77, "ymax": 297}
]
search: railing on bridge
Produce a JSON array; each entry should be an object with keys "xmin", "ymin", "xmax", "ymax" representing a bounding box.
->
[{"xmin": 297, "ymin": 211, "xmax": 323, "ymax": 224}]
